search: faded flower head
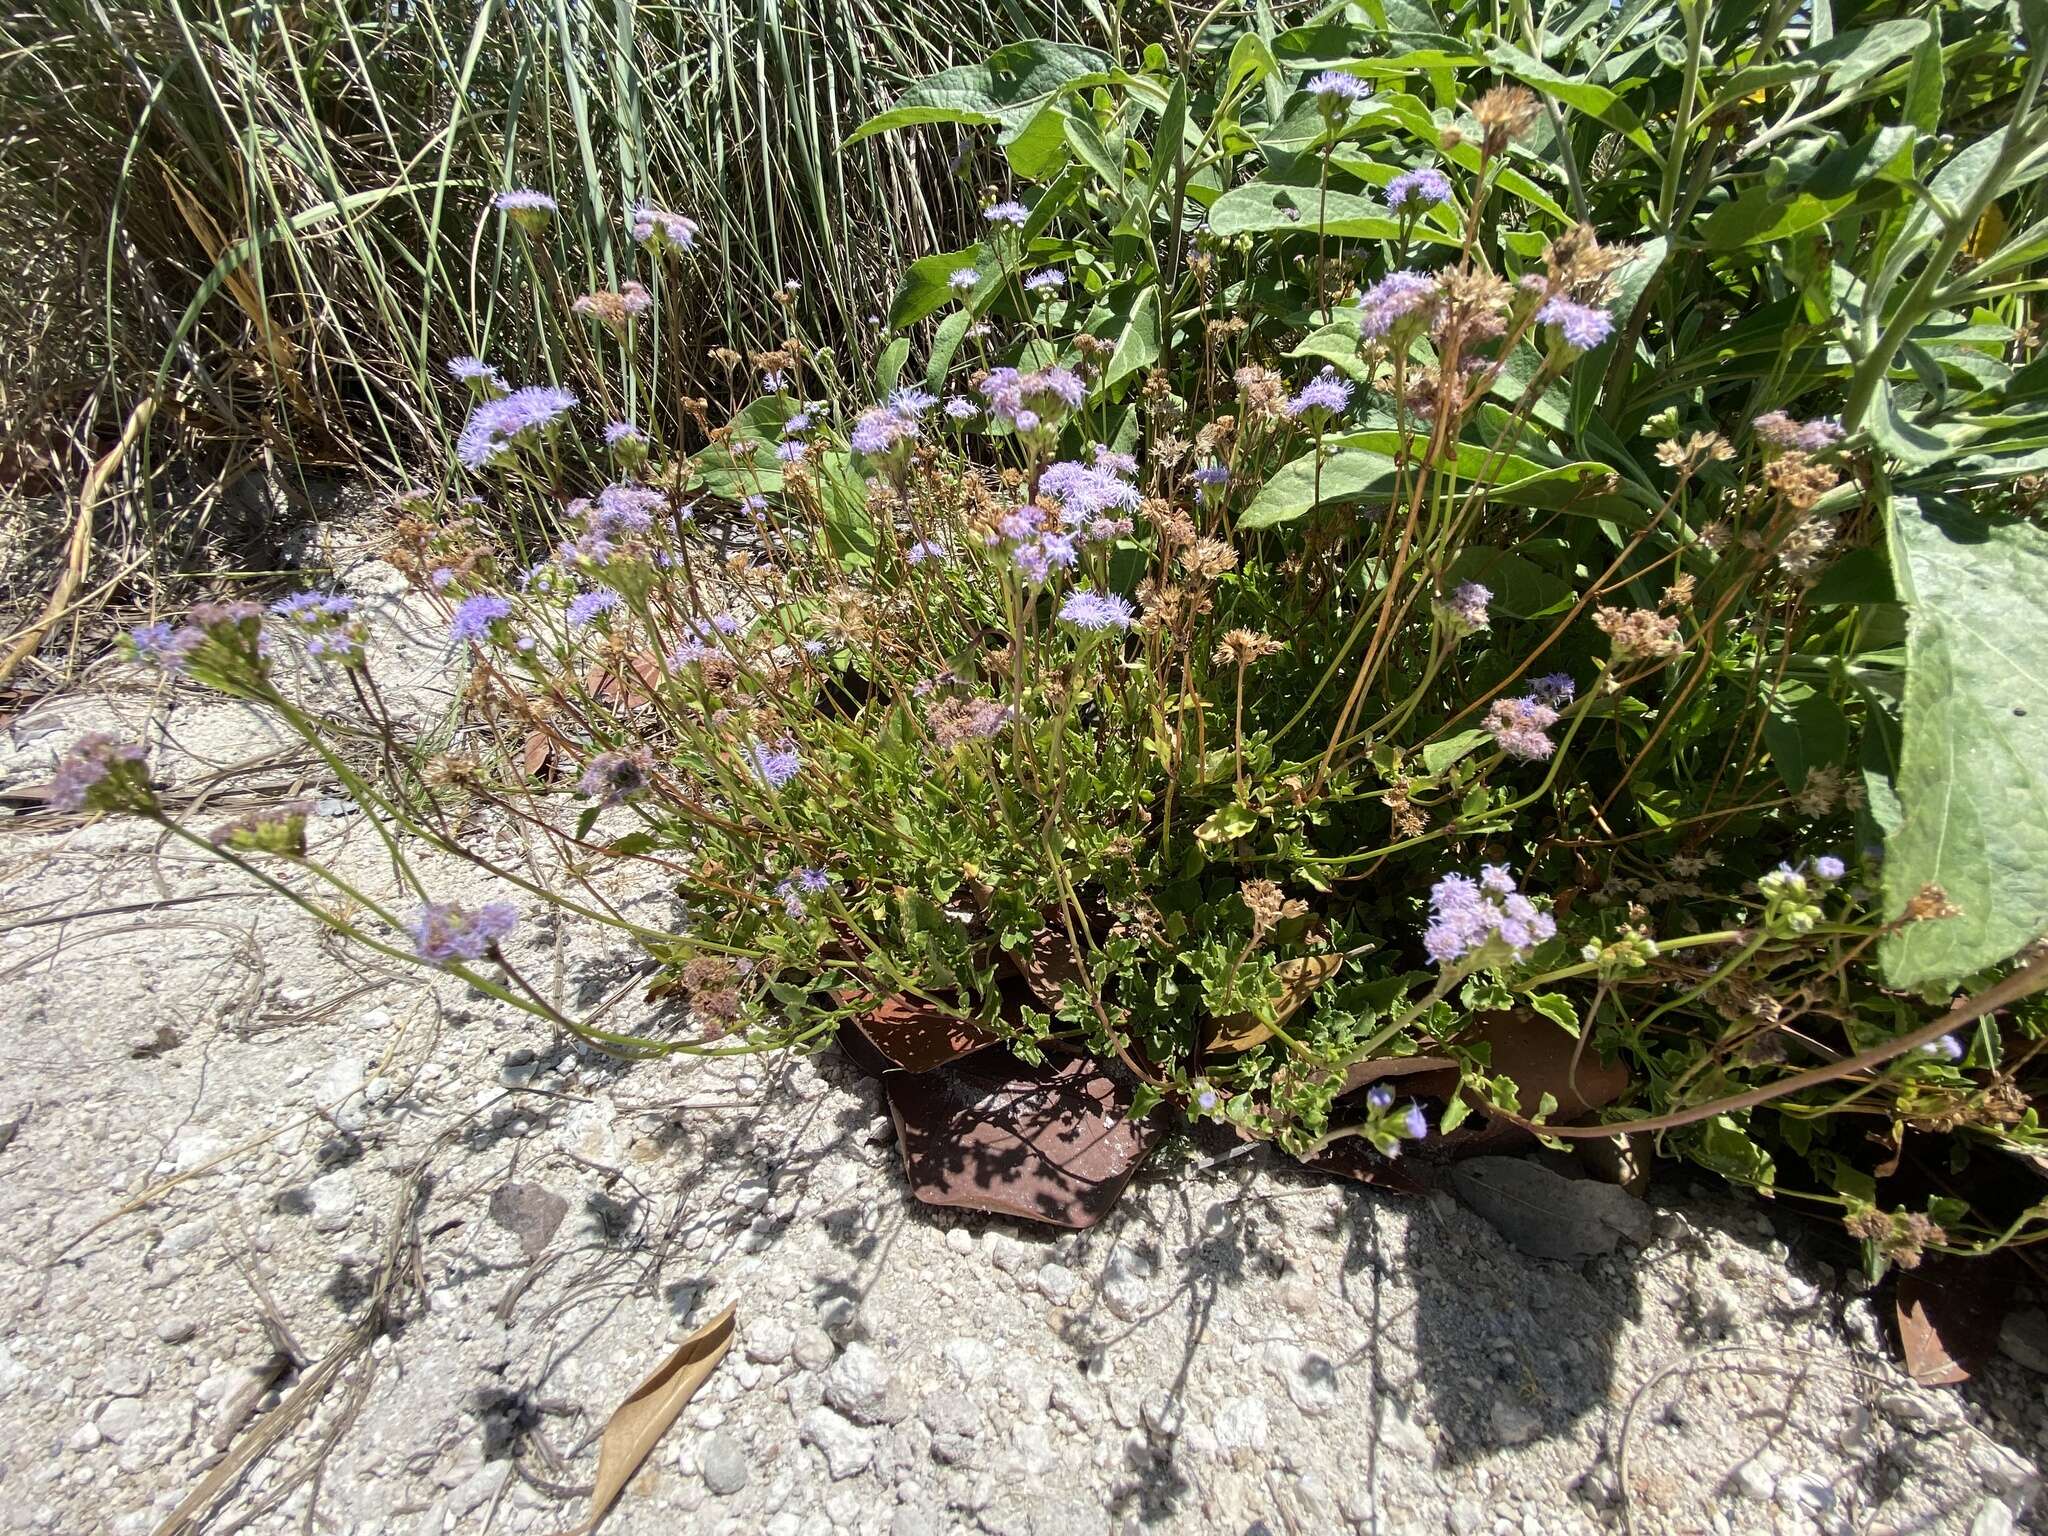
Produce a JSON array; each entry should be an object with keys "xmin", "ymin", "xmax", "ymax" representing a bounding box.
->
[
  {"xmin": 1213, "ymin": 629, "xmax": 1284, "ymax": 668},
  {"xmin": 1754, "ymin": 412, "xmax": 1845, "ymax": 453},
  {"xmin": 579, "ymin": 748, "xmax": 653, "ymax": 807},
  {"xmin": 1594, "ymin": 605, "xmax": 1685, "ymax": 662},
  {"xmin": 927, "ymin": 695, "xmax": 1013, "ymax": 750},
  {"xmin": 1240, "ymin": 879, "xmax": 1308, "ymax": 942},
  {"xmin": 1472, "ymin": 85, "xmax": 1542, "ymax": 151}
]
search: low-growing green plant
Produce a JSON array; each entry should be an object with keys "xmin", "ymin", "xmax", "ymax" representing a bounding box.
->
[{"xmin": 59, "ymin": 0, "xmax": 2048, "ymax": 1272}]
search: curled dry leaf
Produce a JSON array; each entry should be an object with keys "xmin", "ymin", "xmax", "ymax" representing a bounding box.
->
[
  {"xmin": 563, "ymin": 1301, "xmax": 736, "ymax": 1535},
  {"xmin": 1204, "ymin": 953, "xmax": 1348, "ymax": 1054}
]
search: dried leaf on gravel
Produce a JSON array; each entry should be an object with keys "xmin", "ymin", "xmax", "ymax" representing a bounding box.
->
[
  {"xmin": 565, "ymin": 1302, "xmax": 736, "ymax": 1535},
  {"xmin": 489, "ymin": 1183, "xmax": 569, "ymax": 1259},
  {"xmin": 1450, "ymin": 1155, "xmax": 1652, "ymax": 1261},
  {"xmin": 886, "ymin": 1049, "xmax": 1161, "ymax": 1228},
  {"xmin": 1897, "ymin": 1257, "xmax": 2009, "ymax": 1386}
]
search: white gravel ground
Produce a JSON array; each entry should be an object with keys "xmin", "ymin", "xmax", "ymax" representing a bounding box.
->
[{"xmin": 1, "ymin": 544, "xmax": 2043, "ymax": 1536}]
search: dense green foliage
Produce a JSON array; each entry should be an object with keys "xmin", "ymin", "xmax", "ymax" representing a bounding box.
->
[{"xmin": 54, "ymin": 0, "xmax": 2048, "ymax": 1271}]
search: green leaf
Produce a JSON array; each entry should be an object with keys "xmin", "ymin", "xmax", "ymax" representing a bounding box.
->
[
  {"xmin": 1701, "ymin": 188, "xmax": 1855, "ymax": 251},
  {"xmin": 1762, "ymin": 686, "xmax": 1850, "ymax": 791},
  {"xmin": 1880, "ymin": 497, "xmax": 2048, "ymax": 987},
  {"xmin": 814, "ymin": 452, "xmax": 877, "ymax": 567},
  {"xmin": 1196, "ymin": 802, "xmax": 1261, "ymax": 844},
  {"xmin": 1237, "ymin": 443, "xmax": 1401, "ymax": 528},
  {"xmin": 873, "ymin": 336, "xmax": 910, "ymax": 397},
  {"xmin": 1421, "ymin": 729, "xmax": 1492, "ymax": 776},
  {"xmin": 925, "ymin": 309, "xmax": 974, "ymax": 397},
  {"xmin": 1526, "ymin": 993, "xmax": 1580, "ymax": 1039},
  {"xmin": 846, "ymin": 41, "xmax": 1117, "ymax": 145},
  {"xmin": 1223, "ymin": 32, "xmax": 1277, "ymax": 99},
  {"xmin": 1206, "ymin": 181, "xmax": 1461, "ymax": 243},
  {"xmin": 1003, "ymin": 98, "xmax": 1072, "ymax": 178},
  {"xmin": 1090, "ymin": 284, "xmax": 1161, "ymax": 391},
  {"xmin": 888, "ymin": 247, "xmax": 980, "ymax": 330}
]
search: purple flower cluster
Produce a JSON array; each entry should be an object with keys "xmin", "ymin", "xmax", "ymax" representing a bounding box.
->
[
  {"xmin": 1423, "ymin": 865, "xmax": 1557, "ymax": 966},
  {"xmin": 1435, "ymin": 580, "xmax": 1490, "ymax": 636},
  {"xmin": 1357, "ymin": 270, "xmax": 1437, "ymax": 340},
  {"xmin": 1529, "ymin": 673, "xmax": 1576, "ymax": 707},
  {"xmin": 578, "ymin": 748, "xmax": 652, "ymax": 806},
  {"xmin": 1753, "ymin": 412, "xmax": 1846, "ymax": 452},
  {"xmin": 949, "ymin": 267, "xmax": 980, "ymax": 294},
  {"xmin": 1483, "ymin": 694, "xmax": 1561, "ymax": 760},
  {"xmin": 1022, "ymin": 268, "xmax": 1066, "ymax": 294},
  {"xmin": 494, "ymin": 189, "xmax": 558, "ymax": 215},
  {"xmin": 270, "ymin": 591, "xmax": 364, "ymax": 663},
  {"xmin": 604, "ymin": 420, "xmax": 645, "ymax": 447},
  {"xmin": 1039, "ymin": 457, "xmax": 1141, "ymax": 528},
  {"xmin": 447, "ymin": 355, "xmax": 507, "ymax": 394},
  {"xmin": 668, "ymin": 613, "xmax": 743, "ymax": 666},
  {"xmin": 128, "ymin": 620, "xmax": 204, "ymax": 672},
  {"xmin": 943, "ymin": 396, "xmax": 976, "ymax": 421},
  {"xmin": 565, "ymin": 588, "xmax": 622, "ymax": 630},
  {"xmin": 983, "ymin": 201, "xmax": 1029, "ymax": 228},
  {"xmin": 746, "ymin": 738, "xmax": 802, "ymax": 789},
  {"xmin": 1308, "ymin": 70, "xmax": 1370, "ymax": 104},
  {"xmin": 1921, "ymin": 1034, "xmax": 1964, "ymax": 1062},
  {"xmin": 1537, "ymin": 296, "xmax": 1615, "ymax": 351},
  {"xmin": 774, "ymin": 866, "xmax": 831, "ymax": 919},
  {"xmin": 1284, "ymin": 368, "xmax": 1353, "ymax": 419},
  {"xmin": 455, "ymin": 384, "xmax": 578, "ymax": 470},
  {"xmin": 905, "ymin": 539, "xmax": 949, "ymax": 565},
  {"xmin": 976, "ymin": 365, "xmax": 1085, "ymax": 434},
  {"xmin": 630, "ymin": 204, "xmax": 699, "ymax": 253},
  {"xmin": 1385, "ymin": 166, "xmax": 1452, "ymax": 210},
  {"xmin": 1058, "ymin": 588, "xmax": 1136, "ymax": 632},
  {"xmin": 126, "ymin": 601, "xmax": 265, "ymax": 675},
  {"xmin": 50, "ymin": 734, "xmax": 148, "ymax": 814},
  {"xmin": 405, "ymin": 901, "xmax": 518, "ymax": 965},
  {"xmin": 450, "ymin": 593, "xmax": 512, "ymax": 643}
]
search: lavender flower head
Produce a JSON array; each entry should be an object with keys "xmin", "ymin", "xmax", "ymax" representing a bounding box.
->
[
  {"xmin": 494, "ymin": 189, "xmax": 557, "ymax": 236},
  {"xmin": 630, "ymin": 203, "xmax": 699, "ymax": 254},
  {"xmin": 1308, "ymin": 70, "xmax": 1370, "ymax": 106},
  {"xmin": 566, "ymin": 588, "xmax": 623, "ymax": 630},
  {"xmin": 1022, "ymin": 267, "xmax": 1066, "ymax": 294},
  {"xmin": 1920, "ymin": 1034, "xmax": 1965, "ymax": 1062},
  {"xmin": 1537, "ymin": 297, "xmax": 1615, "ymax": 352},
  {"xmin": 1809, "ymin": 854, "xmax": 1847, "ymax": 882},
  {"xmin": 450, "ymin": 593, "xmax": 513, "ymax": 644},
  {"xmin": 1357, "ymin": 270, "xmax": 1438, "ymax": 340},
  {"xmin": 1529, "ymin": 673, "xmax": 1576, "ymax": 707},
  {"xmin": 746, "ymin": 738, "xmax": 802, "ymax": 790},
  {"xmin": 943, "ymin": 396, "xmax": 977, "ymax": 421},
  {"xmin": 604, "ymin": 419, "xmax": 646, "ymax": 447},
  {"xmin": 579, "ymin": 748, "xmax": 653, "ymax": 806},
  {"xmin": 1366, "ymin": 1084, "xmax": 1395, "ymax": 1113},
  {"xmin": 1039, "ymin": 459, "xmax": 1141, "ymax": 529},
  {"xmin": 1423, "ymin": 866, "xmax": 1557, "ymax": 966},
  {"xmin": 949, "ymin": 267, "xmax": 981, "ymax": 294},
  {"xmin": 906, "ymin": 539, "xmax": 949, "ymax": 565},
  {"xmin": 976, "ymin": 365, "xmax": 1086, "ymax": 434},
  {"xmin": 1434, "ymin": 580, "xmax": 1491, "ymax": 637},
  {"xmin": 447, "ymin": 356, "xmax": 507, "ymax": 396},
  {"xmin": 850, "ymin": 404, "xmax": 918, "ymax": 459},
  {"xmin": 774, "ymin": 866, "xmax": 832, "ymax": 919},
  {"xmin": 50, "ymin": 734, "xmax": 150, "ymax": 815},
  {"xmin": 1284, "ymin": 368, "xmax": 1353, "ymax": 420},
  {"xmin": 1401, "ymin": 1103, "xmax": 1430, "ymax": 1140},
  {"xmin": 1753, "ymin": 412, "xmax": 1847, "ymax": 452},
  {"xmin": 889, "ymin": 385, "xmax": 938, "ymax": 418},
  {"xmin": 1385, "ymin": 166, "xmax": 1452, "ymax": 210},
  {"xmin": 405, "ymin": 901, "xmax": 518, "ymax": 966},
  {"xmin": 1058, "ymin": 588, "xmax": 1136, "ymax": 633},
  {"xmin": 1483, "ymin": 694, "xmax": 1561, "ymax": 761},
  {"xmin": 455, "ymin": 385, "xmax": 578, "ymax": 470},
  {"xmin": 983, "ymin": 200, "xmax": 1029, "ymax": 228}
]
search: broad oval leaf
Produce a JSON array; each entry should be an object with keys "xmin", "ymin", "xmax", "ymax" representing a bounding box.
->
[
  {"xmin": 1880, "ymin": 496, "xmax": 2048, "ymax": 987},
  {"xmin": 846, "ymin": 41, "xmax": 1117, "ymax": 145}
]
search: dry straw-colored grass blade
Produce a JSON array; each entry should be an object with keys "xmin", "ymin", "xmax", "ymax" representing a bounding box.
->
[{"xmin": 562, "ymin": 1301, "xmax": 737, "ymax": 1534}]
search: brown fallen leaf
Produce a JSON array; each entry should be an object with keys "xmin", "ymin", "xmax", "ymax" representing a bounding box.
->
[
  {"xmin": 562, "ymin": 1302, "xmax": 737, "ymax": 1535},
  {"xmin": 1204, "ymin": 953, "xmax": 1349, "ymax": 1054},
  {"xmin": 1896, "ymin": 1257, "xmax": 2009, "ymax": 1386}
]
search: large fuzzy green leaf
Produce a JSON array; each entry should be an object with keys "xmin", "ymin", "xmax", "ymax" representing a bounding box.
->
[
  {"xmin": 1205, "ymin": 182, "xmax": 1462, "ymax": 243},
  {"xmin": 1880, "ymin": 497, "xmax": 2048, "ymax": 987},
  {"xmin": 846, "ymin": 41, "xmax": 1116, "ymax": 145}
]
